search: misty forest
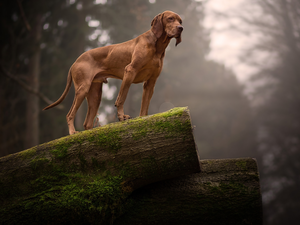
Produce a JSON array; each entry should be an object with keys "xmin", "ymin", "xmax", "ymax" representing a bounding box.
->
[{"xmin": 0, "ymin": 0, "xmax": 299, "ymax": 224}]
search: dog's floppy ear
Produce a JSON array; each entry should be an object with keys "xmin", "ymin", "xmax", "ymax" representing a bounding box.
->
[{"xmin": 151, "ymin": 13, "xmax": 164, "ymax": 39}]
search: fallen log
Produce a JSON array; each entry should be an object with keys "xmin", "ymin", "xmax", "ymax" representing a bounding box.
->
[
  {"xmin": 115, "ymin": 158, "xmax": 263, "ymax": 225},
  {"xmin": 0, "ymin": 107, "xmax": 200, "ymax": 225}
]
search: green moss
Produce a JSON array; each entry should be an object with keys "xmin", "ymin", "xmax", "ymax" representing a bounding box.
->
[
  {"xmin": 46, "ymin": 133, "xmax": 88, "ymax": 161},
  {"xmin": 154, "ymin": 120, "xmax": 191, "ymax": 139},
  {"xmin": 128, "ymin": 107, "xmax": 191, "ymax": 141},
  {"xmin": 132, "ymin": 130, "xmax": 147, "ymax": 140},
  {"xmin": 152, "ymin": 107, "xmax": 186, "ymax": 119},
  {"xmin": 30, "ymin": 158, "xmax": 50, "ymax": 171},
  {"xmin": 2, "ymin": 146, "xmax": 134, "ymax": 225},
  {"xmin": 1, "ymin": 174, "xmax": 129, "ymax": 225},
  {"xmin": 235, "ymin": 161, "xmax": 247, "ymax": 170},
  {"xmin": 96, "ymin": 129, "xmax": 122, "ymax": 153},
  {"xmin": 30, "ymin": 174, "xmax": 68, "ymax": 191},
  {"xmin": 18, "ymin": 148, "xmax": 36, "ymax": 159},
  {"xmin": 51, "ymin": 146, "xmax": 68, "ymax": 160},
  {"xmin": 24, "ymin": 107, "xmax": 189, "ymax": 162}
]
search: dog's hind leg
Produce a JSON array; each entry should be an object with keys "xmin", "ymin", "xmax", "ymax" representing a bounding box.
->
[
  {"xmin": 66, "ymin": 83, "xmax": 91, "ymax": 135},
  {"xmin": 83, "ymin": 82, "xmax": 103, "ymax": 130}
]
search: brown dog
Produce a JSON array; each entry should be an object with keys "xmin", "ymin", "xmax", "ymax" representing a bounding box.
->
[{"xmin": 43, "ymin": 11, "xmax": 183, "ymax": 135}]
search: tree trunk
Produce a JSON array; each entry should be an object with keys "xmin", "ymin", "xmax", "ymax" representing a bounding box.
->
[
  {"xmin": 0, "ymin": 107, "xmax": 200, "ymax": 225},
  {"xmin": 115, "ymin": 158, "xmax": 263, "ymax": 225},
  {"xmin": 25, "ymin": 14, "xmax": 42, "ymax": 149}
]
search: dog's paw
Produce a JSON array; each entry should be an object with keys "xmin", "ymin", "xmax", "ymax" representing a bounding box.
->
[
  {"xmin": 123, "ymin": 115, "xmax": 131, "ymax": 120},
  {"xmin": 118, "ymin": 115, "xmax": 131, "ymax": 121}
]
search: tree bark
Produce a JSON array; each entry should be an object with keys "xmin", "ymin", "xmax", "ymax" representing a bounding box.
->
[
  {"xmin": 115, "ymin": 158, "xmax": 263, "ymax": 225},
  {"xmin": 0, "ymin": 107, "xmax": 200, "ymax": 224}
]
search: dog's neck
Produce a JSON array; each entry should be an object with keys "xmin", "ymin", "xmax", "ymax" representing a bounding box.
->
[
  {"xmin": 158, "ymin": 34, "xmax": 171, "ymax": 54},
  {"xmin": 155, "ymin": 31, "xmax": 171, "ymax": 57},
  {"xmin": 150, "ymin": 30, "xmax": 172, "ymax": 57}
]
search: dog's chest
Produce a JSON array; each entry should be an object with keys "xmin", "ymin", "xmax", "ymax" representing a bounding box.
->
[
  {"xmin": 133, "ymin": 57, "xmax": 163, "ymax": 83},
  {"xmin": 152, "ymin": 56, "xmax": 163, "ymax": 68}
]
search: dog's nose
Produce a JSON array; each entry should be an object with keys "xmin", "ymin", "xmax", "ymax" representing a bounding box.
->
[{"xmin": 177, "ymin": 25, "xmax": 183, "ymax": 32}]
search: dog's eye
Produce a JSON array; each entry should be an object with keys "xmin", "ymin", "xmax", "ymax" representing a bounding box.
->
[
  {"xmin": 168, "ymin": 17, "xmax": 174, "ymax": 21},
  {"xmin": 179, "ymin": 20, "xmax": 182, "ymax": 25}
]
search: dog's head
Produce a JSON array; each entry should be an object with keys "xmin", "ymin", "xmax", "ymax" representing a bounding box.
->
[{"xmin": 151, "ymin": 11, "xmax": 183, "ymax": 46}]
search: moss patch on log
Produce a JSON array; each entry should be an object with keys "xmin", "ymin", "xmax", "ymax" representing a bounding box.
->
[
  {"xmin": 18, "ymin": 148, "xmax": 37, "ymax": 159},
  {"xmin": 1, "ymin": 149, "xmax": 135, "ymax": 224},
  {"xmin": 1, "ymin": 173, "xmax": 129, "ymax": 225}
]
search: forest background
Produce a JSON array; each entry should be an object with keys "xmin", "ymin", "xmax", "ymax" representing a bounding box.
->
[{"xmin": 0, "ymin": 0, "xmax": 299, "ymax": 224}]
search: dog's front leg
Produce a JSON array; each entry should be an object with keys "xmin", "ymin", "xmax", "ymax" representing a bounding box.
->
[
  {"xmin": 115, "ymin": 64, "xmax": 136, "ymax": 121},
  {"xmin": 140, "ymin": 77, "xmax": 157, "ymax": 116}
]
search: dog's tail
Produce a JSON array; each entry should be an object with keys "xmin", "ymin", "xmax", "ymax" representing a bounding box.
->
[{"xmin": 43, "ymin": 69, "xmax": 72, "ymax": 111}]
